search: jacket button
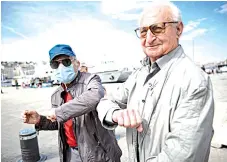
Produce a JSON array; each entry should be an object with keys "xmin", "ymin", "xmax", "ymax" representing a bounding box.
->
[{"xmin": 142, "ymin": 99, "xmax": 145, "ymax": 103}]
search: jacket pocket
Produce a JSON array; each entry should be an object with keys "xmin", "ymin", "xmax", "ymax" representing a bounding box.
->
[
  {"xmin": 85, "ymin": 133, "xmax": 107, "ymax": 162},
  {"xmin": 93, "ymin": 133, "xmax": 107, "ymax": 153}
]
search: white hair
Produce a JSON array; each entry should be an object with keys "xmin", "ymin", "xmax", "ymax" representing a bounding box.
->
[{"xmin": 139, "ymin": 1, "xmax": 182, "ymax": 26}]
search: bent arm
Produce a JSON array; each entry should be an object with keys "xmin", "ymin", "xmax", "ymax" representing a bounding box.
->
[
  {"xmin": 147, "ymin": 79, "xmax": 214, "ymax": 162},
  {"xmin": 55, "ymin": 74, "xmax": 104, "ymax": 123},
  {"xmin": 97, "ymin": 70, "xmax": 138, "ymax": 129},
  {"xmin": 35, "ymin": 115, "xmax": 58, "ymax": 131}
]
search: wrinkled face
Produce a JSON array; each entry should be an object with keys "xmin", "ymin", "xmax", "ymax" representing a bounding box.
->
[
  {"xmin": 137, "ymin": 10, "xmax": 183, "ymax": 62},
  {"xmin": 51, "ymin": 55, "xmax": 80, "ymax": 72}
]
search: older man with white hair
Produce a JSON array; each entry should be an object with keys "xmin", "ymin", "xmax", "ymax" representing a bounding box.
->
[{"xmin": 97, "ymin": 1, "xmax": 214, "ymax": 162}]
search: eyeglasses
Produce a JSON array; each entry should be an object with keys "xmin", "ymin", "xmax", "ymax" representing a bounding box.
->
[
  {"xmin": 50, "ymin": 58, "xmax": 72, "ymax": 69},
  {"xmin": 134, "ymin": 21, "xmax": 178, "ymax": 38}
]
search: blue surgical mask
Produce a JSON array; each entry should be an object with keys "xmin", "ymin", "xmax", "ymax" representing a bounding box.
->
[{"xmin": 54, "ymin": 64, "xmax": 77, "ymax": 84}]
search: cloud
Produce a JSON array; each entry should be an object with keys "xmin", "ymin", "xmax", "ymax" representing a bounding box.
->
[
  {"xmin": 1, "ymin": 2, "xmax": 145, "ymax": 68},
  {"xmin": 180, "ymin": 40, "xmax": 226, "ymax": 64},
  {"xmin": 1, "ymin": 17, "xmax": 144, "ymax": 68},
  {"xmin": 1, "ymin": 1, "xmax": 225, "ymax": 67},
  {"xmin": 101, "ymin": 1, "xmax": 138, "ymax": 15},
  {"xmin": 181, "ymin": 28, "xmax": 208, "ymax": 41},
  {"xmin": 1, "ymin": 24, "xmax": 29, "ymax": 40},
  {"xmin": 178, "ymin": 17, "xmax": 225, "ymax": 64},
  {"xmin": 183, "ymin": 18, "xmax": 207, "ymax": 33},
  {"xmin": 181, "ymin": 18, "xmax": 208, "ymax": 41},
  {"xmin": 101, "ymin": 1, "xmax": 149, "ymax": 21},
  {"xmin": 215, "ymin": 3, "xmax": 227, "ymax": 14},
  {"xmin": 111, "ymin": 13, "xmax": 140, "ymax": 21}
]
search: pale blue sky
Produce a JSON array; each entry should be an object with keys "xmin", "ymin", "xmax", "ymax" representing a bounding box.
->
[{"xmin": 1, "ymin": 1, "xmax": 227, "ymax": 65}]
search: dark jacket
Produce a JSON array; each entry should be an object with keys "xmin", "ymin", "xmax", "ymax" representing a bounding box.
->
[{"xmin": 35, "ymin": 72, "xmax": 122, "ymax": 162}]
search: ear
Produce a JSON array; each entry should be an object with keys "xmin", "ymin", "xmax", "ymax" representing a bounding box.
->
[
  {"xmin": 176, "ymin": 22, "xmax": 184, "ymax": 38},
  {"xmin": 76, "ymin": 60, "xmax": 80, "ymax": 68}
]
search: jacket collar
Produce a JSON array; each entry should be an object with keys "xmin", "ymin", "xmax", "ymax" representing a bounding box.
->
[
  {"xmin": 156, "ymin": 45, "xmax": 182, "ymax": 69},
  {"xmin": 141, "ymin": 45, "xmax": 182, "ymax": 70}
]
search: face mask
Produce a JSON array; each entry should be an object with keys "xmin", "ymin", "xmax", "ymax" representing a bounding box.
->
[{"xmin": 54, "ymin": 64, "xmax": 77, "ymax": 84}]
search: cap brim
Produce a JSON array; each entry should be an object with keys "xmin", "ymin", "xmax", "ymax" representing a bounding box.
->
[{"xmin": 50, "ymin": 53, "xmax": 72, "ymax": 61}]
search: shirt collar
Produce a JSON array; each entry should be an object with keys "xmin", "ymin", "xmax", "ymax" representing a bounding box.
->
[
  {"xmin": 141, "ymin": 45, "xmax": 182, "ymax": 68},
  {"xmin": 155, "ymin": 45, "xmax": 182, "ymax": 69}
]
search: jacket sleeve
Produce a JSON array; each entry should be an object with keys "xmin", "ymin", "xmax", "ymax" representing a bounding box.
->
[
  {"xmin": 55, "ymin": 74, "xmax": 105, "ymax": 123},
  {"xmin": 35, "ymin": 115, "xmax": 58, "ymax": 131},
  {"xmin": 147, "ymin": 78, "xmax": 214, "ymax": 162},
  {"xmin": 97, "ymin": 70, "xmax": 138, "ymax": 130}
]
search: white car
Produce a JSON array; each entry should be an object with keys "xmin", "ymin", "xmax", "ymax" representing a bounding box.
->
[{"xmin": 220, "ymin": 66, "xmax": 227, "ymax": 73}]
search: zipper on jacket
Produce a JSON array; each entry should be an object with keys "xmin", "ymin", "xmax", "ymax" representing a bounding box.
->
[{"xmin": 93, "ymin": 133, "xmax": 107, "ymax": 153}]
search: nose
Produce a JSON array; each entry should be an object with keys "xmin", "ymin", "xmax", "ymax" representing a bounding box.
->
[
  {"xmin": 145, "ymin": 29, "xmax": 156, "ymax": 43},
  {"xmin": 56, "ymin": 60, "xmax": 65, "ymax": 65},
  {"xmin": 58, "ymin": 62, "xmax": 64, "ymax": 68}
]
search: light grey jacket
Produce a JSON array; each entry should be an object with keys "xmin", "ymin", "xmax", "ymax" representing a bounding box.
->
[{"xmin": 97, "ymin": 46, "xmax": 214, "ymax": 162}]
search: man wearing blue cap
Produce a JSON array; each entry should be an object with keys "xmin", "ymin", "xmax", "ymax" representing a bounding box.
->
[{"xmin": 22, "ymin": 44, "xmax": 122, "ymax": 162}]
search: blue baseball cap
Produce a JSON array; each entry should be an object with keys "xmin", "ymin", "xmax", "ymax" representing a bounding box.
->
[{"xmin": 49, "ymin": 44, "xmax": 76, "ymax": 61}]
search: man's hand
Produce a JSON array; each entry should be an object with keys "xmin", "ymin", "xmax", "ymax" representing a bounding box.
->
[
  {"xmin": 46, "ymin": 109, "xmax": 56, "ymax": 122},
  {"xmin": 22, "ymin": 110, "xmax": 40, "ymax": 124},
  {"xmin": 112, "ymin": 109, "xmax": 143, "ymax": 132}
]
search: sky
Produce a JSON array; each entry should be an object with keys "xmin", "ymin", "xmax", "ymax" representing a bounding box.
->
[{"xmin": 1, "ymin": 1, "xmax": 227, "ymax": 67}]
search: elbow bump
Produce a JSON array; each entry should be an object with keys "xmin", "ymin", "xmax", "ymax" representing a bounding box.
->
[{"xmin": 95, "ymin": 88, "xmax": 104, "ymax": 99}]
